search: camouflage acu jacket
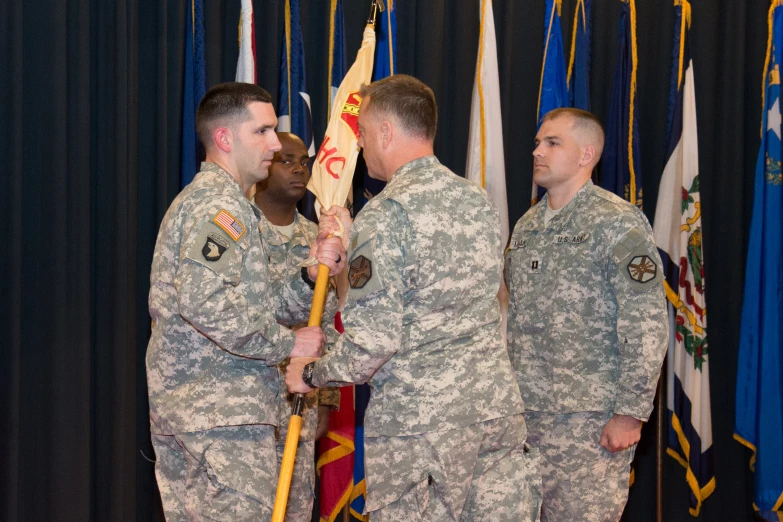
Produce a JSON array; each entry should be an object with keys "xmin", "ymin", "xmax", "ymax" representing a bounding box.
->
[
  {"xmin": 506, "ymin": 180, "xmax": 668, "ymax": 421},
  {"xmin": 258, "ymin": 210, "xmax": 340, "ymax": 441},
  {"xmin": 146, "ymin": 162, "xmax": 314, "ymax": 434},
  {"xmin": 312, "ymin": 156, "xmax": 524, "ymax": 437}
]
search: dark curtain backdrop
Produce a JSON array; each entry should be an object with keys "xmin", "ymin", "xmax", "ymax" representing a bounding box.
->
[{"xmin": 0, "ymin": 0, "xmax": 767, "ymax": 520}]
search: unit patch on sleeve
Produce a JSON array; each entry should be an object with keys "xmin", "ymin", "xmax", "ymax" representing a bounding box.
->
[
  {"xmin": 348, "ymin": 255, "xmax": 373, "ymax": 289},
  {"xmin": 213, "ymin": 210, "xmax": 246, "ymax": 241},
  {"xmin": 202, "ymin": 234, "xmax": 229, "ymax": 262},
  {"xmin": 627, "ymin": 255, "xmax": 657, "ymax": 283}
]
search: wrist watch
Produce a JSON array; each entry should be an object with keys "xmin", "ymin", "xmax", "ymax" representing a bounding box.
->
[
  {"xmin": 301, "ymin": 361, "xmax": 316, "ymax": 388},
  {"xmin": 301, "ymin": 266, "xmax": 316, "ymax": 290}
]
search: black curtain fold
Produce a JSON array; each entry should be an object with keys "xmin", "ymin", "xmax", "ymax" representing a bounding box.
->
[{"xmin": 0, "ymin": 0, "xmax": 768, "ymax": 520}]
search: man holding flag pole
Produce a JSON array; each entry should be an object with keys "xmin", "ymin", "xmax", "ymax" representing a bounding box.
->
[{"xmin": 286, "ymin": 74, "xmax": 541, "ymax": 521}]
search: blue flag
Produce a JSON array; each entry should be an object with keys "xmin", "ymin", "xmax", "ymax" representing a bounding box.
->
[
  {"xmin": 735, "ymin": 3, "xmax": 783, "ymax": 519},
  {"xmin": 533, "ymin": 0, "xmax": 569, "ymax": 204},
  {"xmin": 277, "ymin": 0, "xmax": 314, "ymax": 157},
  {"xmin": 601, "ymin": 0, "xmax": 642, "ymax": 208},
  {"xmin": 653, "ymin": 1, "xmax": 715, "ymax": 515},
  {"xmin": 567, "ymin": 0, "xmax": 591, "ymax": 111},
  {"xmin": 180, "ymin": 0, "xmax": 206, "ymax": 189}
]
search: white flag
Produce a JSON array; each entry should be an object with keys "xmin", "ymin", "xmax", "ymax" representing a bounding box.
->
[
  {"xmin": 235, "ymin": 0, "xmax": 255, "ymax": 83},
  {"xmin": 466, "ymin": 0, "xmax": 509, "ymax": 247}
]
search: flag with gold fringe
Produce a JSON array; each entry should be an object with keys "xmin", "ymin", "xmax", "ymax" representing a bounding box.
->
[
  {"xmin": 235, "ymin": 0, "xmax": 256, "ymax": 83},
  {"xmin": 653, "ymin": 1, "xmax": 714, "ymax": 515},
  {"xmin": 601, "ymin": 0, "xmax": 643, "ymax": 209},
  {"xmin": 736, "ymin": 2, "xmax": 783, "ymax": 519}
]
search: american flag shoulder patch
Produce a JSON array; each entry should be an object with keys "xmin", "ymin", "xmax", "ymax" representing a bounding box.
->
[{"xmin": 213, "ymin": 209, "xmax": 246, "ymax": 241}]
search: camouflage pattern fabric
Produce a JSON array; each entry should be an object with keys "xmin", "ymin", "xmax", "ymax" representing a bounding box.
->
[
  {"xmin": 257, "ymin": 209, "xmax": 340, "ymax": 442},
  {"xmin": 524, "ymin": 411, "xmax": 636, "ymax": 522},
  {"xmin": 151, "ymin": 425, "xmax": 277, "ymax": 521},
  {"xmin": 258, "ymin": 209, "xmax": 341, "ymax": 520},
  {"xmin": 310, "ymin": 155, "xmax": 532, "ymax": 517},
  {"xmin": 274, "ymin": 438, "xmax": 315, "ymax": 522},
  {"xmin": 364, "ymin": 415, "xmax": 541, "ymax": 521},
  {"xmin": 506, "ymin": 180, "xmax": 668, "ymax": 420},
  {"xmin": 313, "ymin": 156, "xmax": 524, "ymax": 437},
  {"xmin": 147, "ymin": 162, "xmax": 317, "ymax": 435}
]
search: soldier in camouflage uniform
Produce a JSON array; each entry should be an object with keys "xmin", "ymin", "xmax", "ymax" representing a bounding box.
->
[
  {"xmin": 286, "ymin": 75, "xmax": 542, "ymax": 521},
  {"xmin": 254, "ymin": 132, "xmax": 341, "ymax": 522},
  {"xmin": 506, "ymin": 108, "xmax": 668, "ymax": 522},
  {"xmin": 146, "ymin": 83, "xmax": 346, "ymax": 521}
]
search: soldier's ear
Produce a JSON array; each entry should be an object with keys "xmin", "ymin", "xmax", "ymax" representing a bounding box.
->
[
  {"xmin": 381, "ymin": 122, "xmax": 391, "ymax": 148},
  {"xmin": 214, "ymin": 127, "xmax": 232, "ymax": 153},
  {"xmin": 580, "ymin": 145, "xmax": 596, "ymax": 167}
]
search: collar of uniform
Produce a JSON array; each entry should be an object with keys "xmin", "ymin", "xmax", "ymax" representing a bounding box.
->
[
  {"xmin": 198, "ymin": 162, "xmax": 246, "ymax": 196},
  {"xmin": 386, "ymin": 155, "xmax": 440, "ymax": 188},
  {"xmin": 536, "ymin": 179, "xmax": 594, "ymax": 232},
  {"xmin": 259, "ymin": 209, "xmax": 309, "ymax": 247}
]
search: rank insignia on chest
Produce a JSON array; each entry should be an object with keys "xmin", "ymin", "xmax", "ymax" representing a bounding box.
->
[
  {"xmin": 202, "ymin": 234, "xmax": 229, "ymax": 262},
  {"xmin": 528, "ymin": 259, "xmax": 542, "ymax": 274},
  {"xmin": 627, "ymin": 255, "xmax": 657, "ymax": 283},
  {"xmin": 348, "ymin": 255, "xmax": 373, "ymax": 289}
]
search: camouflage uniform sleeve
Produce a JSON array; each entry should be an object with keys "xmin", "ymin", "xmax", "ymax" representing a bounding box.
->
[
  {"xmin": 175, "ymin": 197, "xmax": 296, "ymax": 364},
  {"xmin": 608, "ymin": 216, "xmax": 669, "ymax": 421},
  {"xmin": 318, "ymin": 387, "xmax": 342, "ymax": 409},
  {"xmin": 312, "ymin": 202, "xmax": 406, "ymax": 387}
]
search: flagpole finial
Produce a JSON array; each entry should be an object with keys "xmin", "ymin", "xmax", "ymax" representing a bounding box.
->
[{"xmin": 367, "ymin": 0, "xmax": 384, "ymax": 25}]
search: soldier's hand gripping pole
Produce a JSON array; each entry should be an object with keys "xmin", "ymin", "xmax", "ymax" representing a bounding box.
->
[{"xmin": 271, "ymin": 262, "xmax": 331, "ymax": 522}]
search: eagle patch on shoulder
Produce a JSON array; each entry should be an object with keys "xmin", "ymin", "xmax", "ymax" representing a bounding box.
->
[
  {"xmin": 202, "ymin": 233, "xmax": 229, "ymax": 262},
  {"xmin": 348, "ymin": 255, "xmax": 373, "ymax": 289}
]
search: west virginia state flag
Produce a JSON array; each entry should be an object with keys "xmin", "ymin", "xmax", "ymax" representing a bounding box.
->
[
  {"xmin": 533, "ymin": 0, "xmax": 569, "ymax": 205},
  {"xmin": 601, "ymin": 0, "xmax": 642, "ymax": 208},
  {"xmin": 736, "ymin": 2, "xmax": 783, "ymax": 519},
  {"xmin": 308, "ymin": 24, "xmax": 376, "ymax": 214},
  {"xmin": 653, "ymin": 1, "xmax": 714, "ymax": 515}
]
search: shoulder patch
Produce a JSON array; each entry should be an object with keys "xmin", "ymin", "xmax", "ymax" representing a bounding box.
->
[
  {"xmin": 348, "ymin": 255, "xmax": 373, "ymax": 289},
  {"xmin": 202, "ymin": 233, "xmax": 229, "ymax": 262},
  {"xmin": 627, "ymin": 255, "xmax": 658, "ymax": 283},
  {"xmin": 213, "ymin": 209, "xmax": 246, "ymax": 241}
]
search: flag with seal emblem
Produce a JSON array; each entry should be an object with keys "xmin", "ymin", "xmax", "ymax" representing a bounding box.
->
[
  {"xmin": 653, "ymin": 0, "xmax": 714, "ymax": 516},
  {"xmin": 736, "ymin": 1, "xmax": 783, "ymax": 519}
]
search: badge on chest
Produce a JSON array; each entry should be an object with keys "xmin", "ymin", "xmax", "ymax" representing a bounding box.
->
[{"xmin": 528, "ymin": 258, "xmax": 542, "ymax": 274}]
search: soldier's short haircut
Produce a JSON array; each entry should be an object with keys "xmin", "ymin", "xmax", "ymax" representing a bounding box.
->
[
  {"xmin": 543, "ymin": 108, "xmax": 605, "ymax": 151},
  {"xmin": 196, "ymin": 82, "xmax": 274, "ymax": 148},
  {"xmin": 359, "ymin": 74, "xmax": 438, "ymax": 141}
]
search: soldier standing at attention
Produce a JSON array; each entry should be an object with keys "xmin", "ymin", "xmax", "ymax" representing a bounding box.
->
[
  {"xmin": 286, "ymin": 74, "xmax": 542, "ymax": 521},
  {"xmin": 254, "ymin": 131, "xmax": 341, "ymax": 522},
  {"xmin": 505, "ymin": 107, "xmax": 668, "ymax": 522},
  {"xmin": 145, "ymin": 83, "xmax": 345, "ymax": 521}
]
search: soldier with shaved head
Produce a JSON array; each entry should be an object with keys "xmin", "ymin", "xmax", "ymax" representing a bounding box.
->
[{"xmin": 505, "ymin": 107, "xmax": 668, "ymax": 521}]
